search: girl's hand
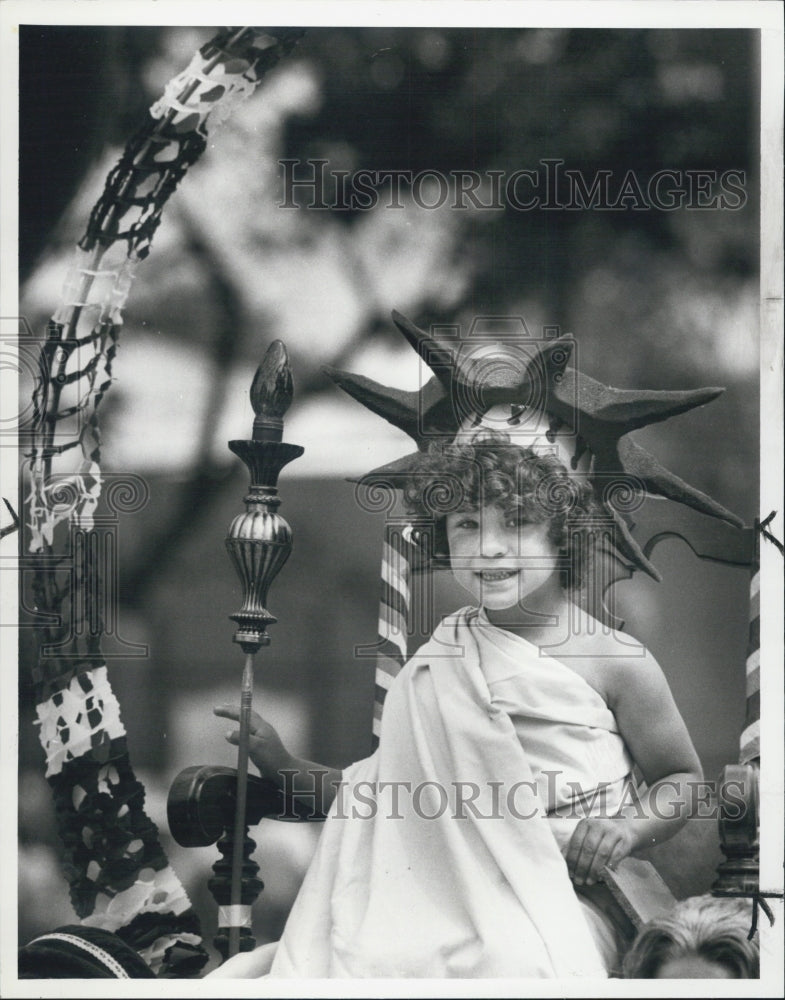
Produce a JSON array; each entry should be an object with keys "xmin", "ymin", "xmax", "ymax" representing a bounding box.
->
[
  {"xmin": 565, "ymin": 817, "xmax": 637, "ymax": 886},
  {"xmin": 213, "ymin": 704, "xmax": 293, "ymax": 781}
]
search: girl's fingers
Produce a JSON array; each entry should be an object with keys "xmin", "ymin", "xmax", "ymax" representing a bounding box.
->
[
  {"xmin": 565, "ymin": 821, "xmax": 589, "ymax": 876},
  {"xmin": 573, "ymin": 830, "xmax": 605, "ymax": 885},
  {"xmin": 599, "ymin": 836, "xmax": 629, "ymax": 880},
  {"xmin": 567, "ymin": 821, "xmax": 604, "ymax": 884},
  {"xmin": 585, "ymin": 834, "xmax": 620, "ymax": 885},
  {"xmin": 214, "ymin": 705, "xmax": 265, "ymax": 731},
  {"xmin": 224, "ymin": 729, "xmax": 268, "ymax": 753},
  {"xmin": 214, "ymin": 705, "xmax": 239, "ymax": 721},
  {"xmin": 567, "ymin": 820, "xmax": 636, "ymax": 886}
]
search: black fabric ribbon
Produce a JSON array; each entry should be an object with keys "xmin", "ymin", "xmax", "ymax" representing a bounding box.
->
[
  {"xmin": 748, "ymin": 891, "xmax": 780, "ymax": 940},
  {"xmin": 757, "ymin": 511, "xmax": 784, "ymax": 556},
  {"xmin": 0, "ymin": 498, "xmax": 19, "ymax": 539}
]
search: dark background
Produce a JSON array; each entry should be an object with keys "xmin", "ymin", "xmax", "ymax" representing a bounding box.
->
[{"xmin": 17, "ymin": 25, "xmax": 759, "ymax": 966}]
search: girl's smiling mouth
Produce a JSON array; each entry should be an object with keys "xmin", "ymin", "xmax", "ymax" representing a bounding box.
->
[{"xmin": 478, "ymin": 569, "xmax": 519, "ymax": 582}]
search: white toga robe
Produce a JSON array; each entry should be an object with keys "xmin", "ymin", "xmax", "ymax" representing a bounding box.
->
[{"xmin": 214, "ymin": 607, "xmax": 635, "ymax": 978}]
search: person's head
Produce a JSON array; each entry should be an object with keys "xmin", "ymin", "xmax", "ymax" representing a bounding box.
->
[
  {"xmin": 403, "ymin": 432, "xmax": 597, "ymax": 610},
  {"xmin": 622, "ymin": 895, "xmax": 759, "ymax": 979}
]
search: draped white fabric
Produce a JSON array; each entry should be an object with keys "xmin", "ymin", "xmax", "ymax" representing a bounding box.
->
[{"xmin": 255, "ymin": 607, "xmax": 635, "ymax": 978}]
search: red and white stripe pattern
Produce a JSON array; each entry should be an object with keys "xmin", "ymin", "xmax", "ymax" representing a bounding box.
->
[
  {"xmin": 740, "ymin": 536, "xmax": 760, "ymax": 766},
  {"xmin": 372, "ymin": 523, "xmax": 417, "ymax": 748}
]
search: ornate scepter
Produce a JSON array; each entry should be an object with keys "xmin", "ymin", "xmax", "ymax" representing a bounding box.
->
[{"xmin": 216, "ymin": 340, "xmax": 303, "ymax": 959}]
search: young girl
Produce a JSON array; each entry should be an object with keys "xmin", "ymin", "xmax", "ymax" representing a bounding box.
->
[{"xmin": 213, "ymin": 434, "xmax": 702, "ymax": 978}]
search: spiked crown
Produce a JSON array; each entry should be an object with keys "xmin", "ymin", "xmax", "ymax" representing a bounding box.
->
[{"xmin": 324, "ymin": 311, "xmax": 741, "ymax": 580}]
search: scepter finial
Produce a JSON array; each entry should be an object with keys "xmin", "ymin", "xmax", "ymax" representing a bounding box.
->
[
  {"xmin": 251, "ymin": 339, "xmax": 294, "ymax": 442},
  {"xmin": 226, "ymin": 343, "xmax": 304, "ymax": 653}
]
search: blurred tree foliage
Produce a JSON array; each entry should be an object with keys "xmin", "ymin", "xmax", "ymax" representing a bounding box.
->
[
  {"xmin": 22, "ymin": 27, "xmax": 756, "ymax": 335},
  {"xmin": 21, "ymin": 25, "xmax": 758, "ymax": 505},
  {"xmin": 287, "ymin": 28, "xmax": 755, "ymax": 310}
]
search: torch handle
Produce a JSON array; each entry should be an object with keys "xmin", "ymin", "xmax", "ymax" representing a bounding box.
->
[{"xmin": 228, "ymin": 652, "xmax": 255, "ymax": 958}]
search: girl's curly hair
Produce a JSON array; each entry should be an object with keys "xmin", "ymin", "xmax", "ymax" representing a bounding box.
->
[{"xmin": 403, "ymin": 431, "xmax": 599, "ymax": 591}]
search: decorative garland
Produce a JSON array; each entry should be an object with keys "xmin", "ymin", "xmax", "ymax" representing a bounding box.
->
[{"xmin": 25, "ymin": 26, "xmax": 305, "ymax": 976}]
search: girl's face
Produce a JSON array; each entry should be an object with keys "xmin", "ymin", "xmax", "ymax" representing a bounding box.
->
[{"xmin": 445, "ymin": 504, "xmax": 561, "ymax": 610}]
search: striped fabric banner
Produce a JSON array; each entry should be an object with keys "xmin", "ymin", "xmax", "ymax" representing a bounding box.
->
[
  {"xmin": 739, "ymin": 530, "xmax": 761, "ymax": 766},
  {"xmin": 372, "ymin": 524, "xmax": 417, "ymax": 748}
]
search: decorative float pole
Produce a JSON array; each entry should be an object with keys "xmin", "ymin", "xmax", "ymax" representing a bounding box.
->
[{"xmin": 214, "ymin": 340, "xmax": 304, "ymax": 960}]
